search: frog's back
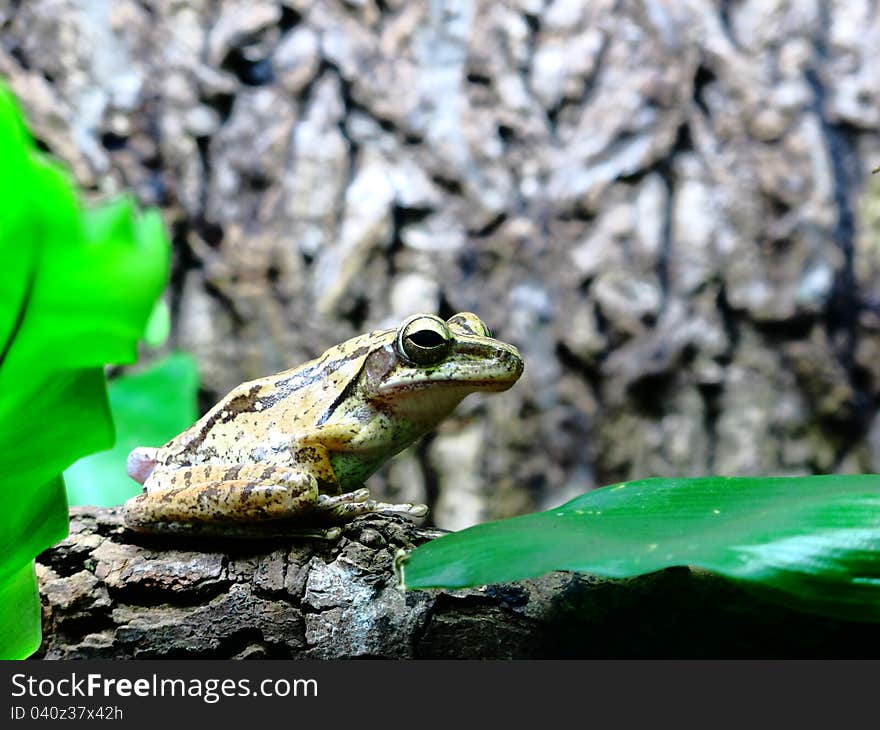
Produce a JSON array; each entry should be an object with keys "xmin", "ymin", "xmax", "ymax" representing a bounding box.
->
[
  {"xmin": 158, "ymin": 373, "xmax": 290, "ymax": 465},
  {"xmin": 156, "ymin": 331, "xmax": 384, "ymax": 466}
]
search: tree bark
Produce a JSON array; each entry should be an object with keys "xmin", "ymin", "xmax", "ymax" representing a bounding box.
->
[
  {"xmin": 5, "ymin": 1, "xmax": 880, "ymax": 531},
  {"xmin": 35, "ymin": 506, "xmax": 880, "ymax": 659}
]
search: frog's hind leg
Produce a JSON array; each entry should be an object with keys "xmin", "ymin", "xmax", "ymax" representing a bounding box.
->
[
  {"xmin": 313, "ymin": 488, "xmax": 429, "ymax": 521},
  {"xmin": 122, "ymin": 464, "xmax": 339, "ymax": 538}
]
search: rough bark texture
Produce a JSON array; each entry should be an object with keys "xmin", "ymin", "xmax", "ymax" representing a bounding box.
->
[
  {"xmin": 4, "ymin": 0, "xmax": 880, "ymax": 530},
  {"xmin": 35, "ymin": 507, "xmax": 880, "ymax": 659}
]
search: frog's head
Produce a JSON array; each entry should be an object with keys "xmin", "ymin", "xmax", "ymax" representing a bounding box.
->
[{"xmin": 362, "ymin": 312, "xmax": 523, "ymax": 422}]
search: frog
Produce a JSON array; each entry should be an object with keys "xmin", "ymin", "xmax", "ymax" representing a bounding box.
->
[{"xmin": 122, "ymin": 312, "xmax": 523, "ymax": 538}]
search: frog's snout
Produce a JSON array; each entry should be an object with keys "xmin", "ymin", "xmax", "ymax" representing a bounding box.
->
[
  {"xmin": 461, "ymin": 340, "xmax": 524, "ymax": 391},
  {"xmin": 492, "ymin": 345, "xmax": 525, "ymax": 389},
  {"xmin": 506, "ymin": 345, "xmax": 524, "ymax": 377}
]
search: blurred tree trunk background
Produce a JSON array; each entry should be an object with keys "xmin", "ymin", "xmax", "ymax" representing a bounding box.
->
[{"xmin": 4, "ymin": 0, "xmax": 880, "ymax": 529}]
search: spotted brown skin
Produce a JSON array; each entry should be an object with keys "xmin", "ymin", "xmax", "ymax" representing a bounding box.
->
[{"xmin": 122, "ymin": 312, "xmax": 524, "ymax": 538}]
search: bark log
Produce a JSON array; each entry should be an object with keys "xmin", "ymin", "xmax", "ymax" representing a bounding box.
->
[{"xmin": 35, "ymin": 507, "xmax": 880, "ymax": 659}]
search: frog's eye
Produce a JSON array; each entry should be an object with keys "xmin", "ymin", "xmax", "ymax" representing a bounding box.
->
[
  {"xmin": 447, "ymin": 312, "xmax": 492, "ymax": 338},
  {"xmin": 397, "ymin": 315, "xmax": 452, "ymax": 366}
]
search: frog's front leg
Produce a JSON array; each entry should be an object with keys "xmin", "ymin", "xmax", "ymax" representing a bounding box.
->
[
  {"xmin": 293, "ymin": 428, "xmax": 429, "ymax": 519},
  {"xmin": 122, "ymin": 463, "xmax": 340, "ymax": 538}
]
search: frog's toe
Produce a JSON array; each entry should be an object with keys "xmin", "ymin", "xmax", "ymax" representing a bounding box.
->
[
  {"xmin": 410, "ymin": 503, "xmax": 429, "ymax": 518},
  {"xmin": 314, "ymin": 493, "xmax": 428, "ymax": 521},
  {"xmin": 358, "ymin": 499, "xmax": 429, "ymax": 519},
  {"xmin": 384, "ymin": 501, "xmax": 429, "ymax": 518},
  {"xmin": 317, "ymin": 488, "xmax": 370, "ymax": 507}
]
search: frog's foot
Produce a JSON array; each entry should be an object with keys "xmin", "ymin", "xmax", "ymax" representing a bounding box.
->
[{"xmin": 314, "ymin": 488, "xmax": 429, "ymax": 521}]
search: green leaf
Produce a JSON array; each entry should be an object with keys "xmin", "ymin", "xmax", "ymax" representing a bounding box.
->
[
  {"xmin": 397, "ymin": 475, "xmax": 880, "ymax": 622},
  {"xmin": 65, "ymin": 353, "xmax": 200, "ymax": 507},
  {"xmin": 0, "ymin": 83, "xmax": 170, "ymax": 658},
  {"xmin": 0, "ymin": 561, "xmax": 42, "ymax": 660},
  {"xmin": 0, "ymin": 474, "xmax": 68, "ymax": 658}
]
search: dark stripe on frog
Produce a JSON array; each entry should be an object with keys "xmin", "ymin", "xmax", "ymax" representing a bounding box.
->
[
  {"xmin": 259, "ymin": 364, "xmax": 324, "ymax": 407},
  {"xmin": 217, "ymin": 388, "xmax": 263, "ymax": 423},
  {"xmin": 316, "ymin": 355, "xmax": 369, "ymax": 426},
  {"xmin": 259, "ymin": 346, "xmax": 371, "ymax": 410},
  {"xmin": 179, "ymin": 348, "xmax": 370, "ymax": 454},
  {"xmin": 179, "ymin": 375, "xmax": 293, "ymax": 454}
]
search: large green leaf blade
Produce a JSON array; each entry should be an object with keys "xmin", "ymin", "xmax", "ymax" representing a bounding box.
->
[
  {"xmin": 0, "ymin": 368, "xmax": 113, "ymax": 492},
  {"xmin": 0, "ymin": 474, "xmax": 68, "ymax": 659},
  {"xmin": 0, "ymin": 83, "xmax": 170, "ymax": 658},
  {"xmin": 398, "ymin": 475, "xmax": 880, "ymax": 621},
  {"xmin": 2, "ymin": 197, "xmax": 168, "ymax": 377},
  {"xmin": 0, "ymin": 561, "xmax": 42, "ymax": 660},
  {"xmin": 0, "ymin": 371, "xmax": 110, "ymax": 606}
]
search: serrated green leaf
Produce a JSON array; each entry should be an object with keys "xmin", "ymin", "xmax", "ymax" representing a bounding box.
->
[
  {"xmin": 65, "ymin": 353, "xmax": 200, "ymax": 507},
  {"xmin": 398, "ymin": 475, "xmax": 880, "ymax": 622}
]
